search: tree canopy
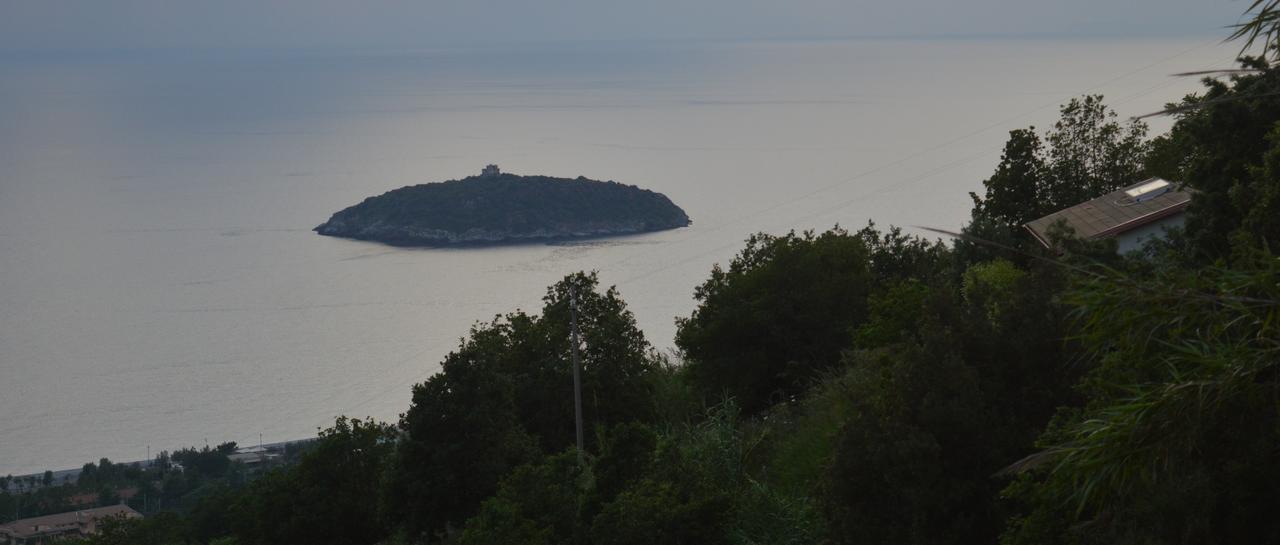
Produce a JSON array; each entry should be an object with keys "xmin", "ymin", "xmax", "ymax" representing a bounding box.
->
[{"xmin": 384, "ymin": 272, "xmax": 659, "ymax": 541}]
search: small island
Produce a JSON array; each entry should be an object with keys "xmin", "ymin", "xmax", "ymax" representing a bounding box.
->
[{"xmin": 315, "ymin": 165, "xmax": 691, "ymax": 246}]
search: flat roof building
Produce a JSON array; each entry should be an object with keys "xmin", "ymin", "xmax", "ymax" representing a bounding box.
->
[
  {"xmin": 1023, "ymin": 178, "xmax": 1190, "ymax": 253},
  {"xmin": 0, "ymin": 505, "xmax": 141, "ymax": 544}
]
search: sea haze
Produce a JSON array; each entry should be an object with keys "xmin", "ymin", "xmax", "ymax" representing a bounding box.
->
[{"xmin": 0, "ymin": 38, "xmax": 1233, "ymax": 474}]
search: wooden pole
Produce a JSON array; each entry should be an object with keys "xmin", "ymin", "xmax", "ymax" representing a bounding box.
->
[{"xmin": 570, "ymin": 284, "xmax": 585, "ymax": 465}]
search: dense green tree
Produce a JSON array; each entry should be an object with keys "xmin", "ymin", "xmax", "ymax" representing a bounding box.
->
[
  {"xmin": 172, "ymin": 444, "xmax": 236, "ymax": 479},
  {"xmin": 590, "ymin": 476, "xmax": 731, "ymax": 545},
  {"xmin": 856, "ymin": 224, "xmax": 953, "ymax": 285},
  {"xmin": 228, "ymin": 417, "xmax": 396, "ymax": 545},
  {"xmin": 185, "ymin": 484, "xmax": 240, "ymax": 544},
  {"xmin": 532, "ymin": 274, "xmax": 658, "ymax": 448},
  {"xmin": 967, "ymin": 96, "xmax": 1149, "ymax": 257},
  {"xmin": 1144, "ymin": 59, "xmax": 1280, "ymax": 258},
  {"xmin": 83, "ymin": 512, "xmax": 191, "ymax": 545},
  {"xmin": 458, "ymin": 403, "xmax": 823, "ymax": 545},
  {"xmin": 589, "ymin": 410, "xmax": 737, "ymax": 545},
  {"xmin": 853, "ymin": 278, "xmax": 933, "ymax": 348},
  {"xmin": 1239, "ymin": 125, "xmax": 1280, "ymax": 246},
  {"xmin": 594, "ymin": 403, "xmax": 824, "ymax": 545},
  {"xmin": 78, "ymin": 463, "xmax": 99, "ymax": 489},
  {"xmin": 1002, "ymin": 255, "xmax": 1280, "ymax": 545},
  {"xmin": 675, "ymin": 228, "xmax": 875, "ymax": 413},
  {"xmin": 384, "ymin": 272, "xmax": 657, "ymax": 542},
  {"xmin": 459, "ymin": 452, "xmax": 586, "ymax": 545},
  {"xmin": 154, "ymin": 451, "xmax": 173, "ymax": 473},
  {"xmin": 97, "ymin": 485, "xmax": 121, "ymax": 506},
  {"xmin": 823, "ymin": 337, "xmax": 992, "ymax": 545},
  {"xmin": 818, "ymin": 256, "xmax": 1075, "ymax": 545},
  {"xmin": 993, "ymin": 96, "xmax": 1146, "ymax": 220},
  {"xmin": 455, "ymin": 411, "xmax": 820, "ymax": 545},
  {"xmin": 584, "ymin": 423, "xmax": 658, "ymax": 519},
  {"xmin": 1042, "ymin": 95, "xmax": 1149, "ymax": 207},
  {"xmin": 384, "ymin": 346, "xmax": 540, "ymax": 541},
  {"xmin": 969, "ymin": 128, "xmax": 1048, "ymax": 229}
]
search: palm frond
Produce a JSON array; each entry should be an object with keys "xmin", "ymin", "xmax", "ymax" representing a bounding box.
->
[
  {"xmin": 1229, "ymin": 0, "xmax": 1280, "ymax": 58},
  {"xmin": 1170, "ymin": 68, "xmax": 1265, "ymax": 77},
  {"xmin": 1131, "ymin": 91, "xmax": 1280, "ymax": 120}
]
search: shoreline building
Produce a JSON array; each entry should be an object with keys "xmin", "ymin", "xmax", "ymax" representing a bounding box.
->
[
  {"xmin": 1023, "ymin": 178, "xmax": 1190, "ymax": 253},
  {"xmin": 228, "ymin": 445, "xmax": 282, "ymax": 473}
]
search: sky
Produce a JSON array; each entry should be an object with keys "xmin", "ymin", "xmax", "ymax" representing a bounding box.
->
[{"xmin": 0, "ymin": 0, "xmax": 1253, "ymax": 50}]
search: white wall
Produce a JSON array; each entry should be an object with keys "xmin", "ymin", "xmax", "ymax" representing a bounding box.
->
[{"xmin": 1115, "ymin": 212, "xmax": 1185, "ymax": 254}]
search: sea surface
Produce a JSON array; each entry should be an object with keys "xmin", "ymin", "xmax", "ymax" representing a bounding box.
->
[{"xmin": 0, "ymin": 37, "xmax": 1233, "ymax": 474}]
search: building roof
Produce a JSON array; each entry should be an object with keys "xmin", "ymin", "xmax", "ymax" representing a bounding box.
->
[
  {"xmin": 1023, "ymin": 177, "xmax": 1190, "ymax": 248},
  {"xmin": 0, "ymin": 505, "xmax": 140, "ymax": 539},
  {"xmin": 229, "ymin": 452, "xmax": 264, "ymax": 464}
]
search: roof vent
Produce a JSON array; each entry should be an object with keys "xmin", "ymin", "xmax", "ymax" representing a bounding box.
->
[{"xmin": 1124, "ymin": 179, "xmax": 1171, "ymax": 203}]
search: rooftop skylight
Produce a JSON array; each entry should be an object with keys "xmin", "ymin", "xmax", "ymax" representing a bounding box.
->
[{"xmin": 1123, "ymin": 179, "xmax": 1171, "ymax": 202}]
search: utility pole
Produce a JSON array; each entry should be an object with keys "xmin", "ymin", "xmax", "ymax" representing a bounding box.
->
[{"xmin": 569, "ymin": 284, "xmax": 585, "ymax": 465}]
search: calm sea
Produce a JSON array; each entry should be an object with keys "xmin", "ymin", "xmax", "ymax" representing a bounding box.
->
[{"xmin": 0, "ymin": 38, "xmax": 1231, "ymax": 474}]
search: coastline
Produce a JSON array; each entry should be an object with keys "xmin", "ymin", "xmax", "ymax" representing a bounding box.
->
[
  {"xmin": 3, "ymin": 438, "xmax": 314, "ymax": 486},
  {"xmin": 314, "ymin": 223, "xmax": 693, "ymax": 249}
]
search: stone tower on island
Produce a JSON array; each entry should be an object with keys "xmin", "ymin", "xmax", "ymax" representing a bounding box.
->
[{"xmin": 481, "ymin": 164, "xmax": 501, "ymax": 178}]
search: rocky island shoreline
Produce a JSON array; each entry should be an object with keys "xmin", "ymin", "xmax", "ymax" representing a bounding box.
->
[{"xmin": 315, "ymin": 165, "xmax": 690, "ymax": 246}]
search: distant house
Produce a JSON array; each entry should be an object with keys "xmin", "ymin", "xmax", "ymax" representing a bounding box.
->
[
  {"xmin": 481, "ymin": 164, "xmax": 501, "ymax": 178},
  {"xmin": 229, "ymin": 446, "xmax": 280, "ymax": 471},
  {"xmin": 1023, "ymin": 178, "xmax": 1190, "ymax": 253},
  {"xmin": 0, "ymin": 505, "xmax": 141, "ymax": 544}
]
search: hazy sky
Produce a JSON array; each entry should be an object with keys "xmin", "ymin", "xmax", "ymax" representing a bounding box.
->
[{"xmin": 0, "ymin": 1, "xmax": 1252, "ymax": 49}]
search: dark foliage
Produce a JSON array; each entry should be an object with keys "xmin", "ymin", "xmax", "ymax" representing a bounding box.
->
[
  {"xmin": 383, "ymin": 272, "xmax": 657, "ymax": 541},
  {"xmin": 966, "ymin": 96, "xmax": 1149, "ymax": 262},
  {"xmin": 173, "ymin": 443, "xmax": 238, "ymax": 479},
  {"xmin": 227, "ymin": 417, "xmax": 396, "ymax": 545},
  {"xmin": 675, "ymin": 228, "xmax": 872, "ymax": 413},
  {"xmin": 1145, "ymin": 58, "xmax": 1280, "ymax": 259},
  {"xmin": 821, "ymin": 255, "xmax": 1076, "ymax": 545},
  {"xmin": 675, "ymin": 224, "xmax": 951, "ymax": 414}
]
